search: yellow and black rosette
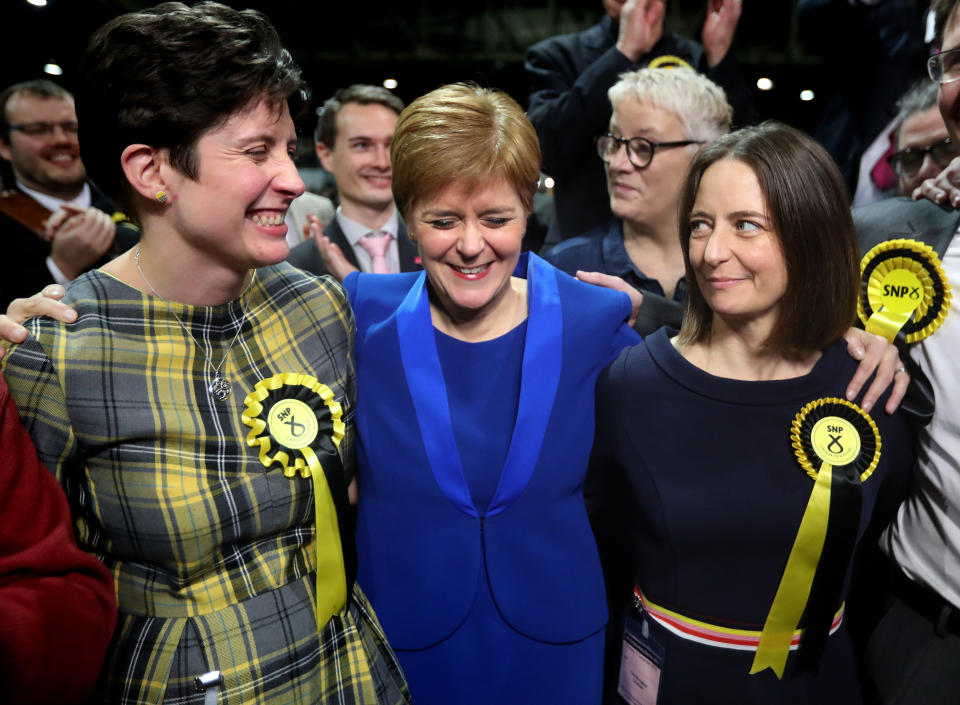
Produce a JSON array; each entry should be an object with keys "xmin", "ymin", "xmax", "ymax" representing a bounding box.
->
[
  {"xmin": 241, "ymin": 373, "xmax": 348, "ymax": 629},
  {"xmin": 858, "ymin": 238, "xmax": 951, "ymax": 343},
  {"xmin": 648, "ymin": 54, "xmax": 694, "ymax": 70},
  {"xmin": 751, "ymin": 398, "xmax": 881, "ymax": 679},
  {"xmin": 242, "ymin": 372, "xmax": 344, "ymax": 476}
]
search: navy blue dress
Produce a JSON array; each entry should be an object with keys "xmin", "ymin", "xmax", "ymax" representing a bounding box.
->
[{"xmin": 594, "ymin": 329, "xmax": 913, "ymax": 704}]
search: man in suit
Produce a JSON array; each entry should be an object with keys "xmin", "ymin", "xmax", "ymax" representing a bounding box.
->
[
  {"xmin": 287, "ymin": 85, "xmax": 419, "ymax": 278},
  {"xmin": 0, "ymin": 79, "xmax": 137, "ymax": 309},
  {"xmin": 524, "ymin": 0, "xmax": 750, "ymax": 247},
  {"xmin": 853, "ymin": 2, "xmax": 960, "ymax": 701}
]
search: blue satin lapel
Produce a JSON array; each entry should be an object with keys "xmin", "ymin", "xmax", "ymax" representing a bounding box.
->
[
  {"xmin": 487, "ymin": 255, "xmax": 562, "ymax": 516},
  {"xmin": 396, "ymin": 271, "xmax": 476, "ymax": 516},
  {"xmin": 395, "ymin": 255, "xmax": 563, "ymax": 518}
]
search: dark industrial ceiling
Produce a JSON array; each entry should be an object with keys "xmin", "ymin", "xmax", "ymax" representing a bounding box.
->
[{"xmin": 0, "ymin": 1, "xmax": 930, "ymax": 137}]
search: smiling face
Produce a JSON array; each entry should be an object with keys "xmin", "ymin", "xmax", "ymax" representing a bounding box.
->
[
  {"xmin": 318, "ymin": 101, "xmax": 397, "ymax": 223},
  {"xmin": 687, "ymin": 159, "xmax": 788, "ymax": 338},
  {"xmin": 0, "ymin": 93, "xmax": 86, "ymax": 199},
  {"xmin": 161, "ymin": 97, "xmax": 304, "ymax": 271},
  {"xmin": 605, "ymin": 98, "xmax": 696, "ymax": 236},
  {"xmin": 412, "ymin": 177, "xmax": 526, "ymax": 328}
]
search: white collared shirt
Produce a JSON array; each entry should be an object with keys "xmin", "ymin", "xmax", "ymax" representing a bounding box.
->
[
  {"xmin": 337, "ymin": 206, "xmax": 401, "ymax": 274},
  {"xmin": 18, "ymin": 181, "xmax": 92, "ymax": 285},
  {"xmin": 18, "ymin": 180, "xmax": 92, "ymax": 214},
  {"xmin": 881, "ymin": 228, "xmax": 960, "ymax": 610}
]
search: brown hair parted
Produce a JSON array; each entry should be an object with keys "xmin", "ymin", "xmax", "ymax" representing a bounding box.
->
[
  {"xmin": 390, "ymin": 83, "xmax": 541, "ymax": 222},
  {"xmin": 677, "ymin": 121, "xmax": 860, "ymax": 358},
  {"xmin": 78, "ymin": 1, "xmax": 308, "ymax": 215},
  {"xmin": 0, "ymin": 79, "xmax": 73, "ymax": 137},
  {"xmin": 314, "ymin": 85, "xmax": 404, "ymax": 148}
]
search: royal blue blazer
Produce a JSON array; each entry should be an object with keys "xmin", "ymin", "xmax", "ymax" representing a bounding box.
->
[{"xmin": 345, "ymin": 253, "xmax": 639, "ymax": 649}]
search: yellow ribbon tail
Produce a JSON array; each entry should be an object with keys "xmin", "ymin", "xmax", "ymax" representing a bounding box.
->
[
  {"xmin": 864, "ymin": 309, "xmax": 913, "ymax": 343},
  {"xmin": 750, "ymin": 463, "xmax": 833, "ymax": 678},
  {"xmin": 304, "ymin": 447, "xmax": 347, "ymax": 629}
]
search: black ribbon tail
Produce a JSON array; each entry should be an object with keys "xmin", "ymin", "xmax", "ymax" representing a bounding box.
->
[{"xmin": 794, "ymin": 464, "xmax": 862, "ymax": 675}]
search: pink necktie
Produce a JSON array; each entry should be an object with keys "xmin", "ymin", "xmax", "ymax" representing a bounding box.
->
[{"xmin": 359, "ymin": 231, "xmax": 393, "ymax": 274}]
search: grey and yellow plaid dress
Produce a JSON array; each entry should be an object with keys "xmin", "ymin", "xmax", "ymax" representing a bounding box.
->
[{"xmin": 1, "ymin": 262, "xmax": 409, "ymax": 705}]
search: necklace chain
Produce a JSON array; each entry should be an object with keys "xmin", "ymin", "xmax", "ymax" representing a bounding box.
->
[{"xmin": 134, "ymin": 245, "xmax": 253, "ymax": 401}]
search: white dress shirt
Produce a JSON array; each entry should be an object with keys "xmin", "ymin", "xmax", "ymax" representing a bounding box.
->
[{"xmin": 881, "ymin": 229, "xmax": 960, "ymax": 610}]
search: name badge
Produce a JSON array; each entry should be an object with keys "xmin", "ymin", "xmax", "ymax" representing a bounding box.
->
[{"xmin": 618, "ymin": 613, "xmax": 665, "ymax": 705}]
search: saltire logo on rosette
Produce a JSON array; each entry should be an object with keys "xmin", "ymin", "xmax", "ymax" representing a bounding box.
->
[
  {"xmin": 858, "ymin": 238, "xmax": 950, "ymax": 343},
  {"xmin": 241, "ymin": 373, "xmax": 348, "ymax": 629},
  {"xmin": 750, "ymin": 397, "xmax": 881, "ymax": 679}
]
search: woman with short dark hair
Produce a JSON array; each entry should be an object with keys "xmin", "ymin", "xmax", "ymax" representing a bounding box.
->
[
  {"xmin": 1, "ymin": 3, "xmax": 408, "ymax": 703},
  {"xmin": 595, "ymin": 122, "xmax": 914, "ymax": 704}
]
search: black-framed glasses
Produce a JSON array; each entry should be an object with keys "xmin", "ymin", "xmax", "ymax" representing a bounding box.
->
[
  {"xmin": 927, "ymin": 48, "xmax": 960, "ymax": 84},
  {"xmin": 7, "ymin": 121, "xmax": 79, "ymax": 137},
  {"xmin": 887, "ymin": 137, "xmax": 959, "ymax": 177},
  {"xmin": 596, "ymin": 133, "xmax": 703, "ymax": 169}
]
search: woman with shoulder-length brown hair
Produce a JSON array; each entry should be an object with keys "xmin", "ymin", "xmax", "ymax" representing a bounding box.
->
[{"xmin": 594, "ymin": 121, "xmax": 914, "ymax": 703}]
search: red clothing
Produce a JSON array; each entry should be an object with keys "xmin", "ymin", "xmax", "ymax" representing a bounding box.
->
[{"xmin": 0, "ymin": 377, "xmax": 117, "ymax": 704}]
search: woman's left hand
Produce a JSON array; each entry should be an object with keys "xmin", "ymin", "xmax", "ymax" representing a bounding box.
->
[
  {"xmin": 575, "ymin": 270, "xmax": 644, "ymax": 328},
  {"xmin": 842, "ymin": 327, "xmax": 909, "ymax": 414}
]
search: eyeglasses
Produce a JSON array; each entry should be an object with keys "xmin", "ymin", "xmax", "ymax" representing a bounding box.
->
[
  {"xmin": 927, "ymin": 48, "xmax": 960, "ymax": 84},
  {"xmin": 596, "ymin": 133, "xmax": 703, "ymax": 169},
  {"xmin": 887, "ymin": 137, "xmax": 959, "ymax": 177},
  {"xmin": 6, "ymin": 121, "xmax": 79, "ymax": 137}
]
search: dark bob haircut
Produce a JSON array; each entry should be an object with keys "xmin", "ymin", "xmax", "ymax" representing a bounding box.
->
[
  {"xmin": 78, "ymin": 1, "xmax": 308, "ymax": 216},
  {"xmin": 677, "ymin": 121, "xmax": 860, "ymax": 358}
]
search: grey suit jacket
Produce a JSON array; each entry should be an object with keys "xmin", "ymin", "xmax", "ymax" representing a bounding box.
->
[
  {"xmin": 286, "ymin": 215, "xmax": 419, "ymax": 277},
  {"xmin": 853, "ymin": 196, "xmax": 958, "ymax": 258}
]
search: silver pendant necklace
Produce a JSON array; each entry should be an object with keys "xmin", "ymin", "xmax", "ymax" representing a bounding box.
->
[{"xmin": 135, "ymin": 246, "xmax": 252, "ymax": 401}]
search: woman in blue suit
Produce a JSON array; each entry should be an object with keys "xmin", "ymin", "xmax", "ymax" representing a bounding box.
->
[{"xmin": 344, "ymin": 83, "xmax": 639, "ymax": 704}]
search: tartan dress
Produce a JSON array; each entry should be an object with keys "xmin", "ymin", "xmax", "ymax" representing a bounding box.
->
[{"xmin": 1, "ymin": 262, "xmax": 409, "ymax": 705}]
